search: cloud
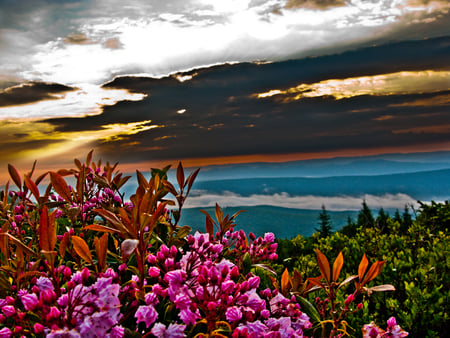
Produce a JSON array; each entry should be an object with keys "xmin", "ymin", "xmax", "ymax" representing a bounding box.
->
[
  {"xmin": 253, "ymin": 70, "xmax": 450, "ymax": 101},
  {"xmin": 0, "ymin": 83, "xmax": 146, "ymax": 119},
  {"xmin": 285, "ymin": 0, "xmax": 347, "ymax": 10},
  {"xmin": 183, "ymin": 191, "xmax": 419, "ymax": 211},
  {"xmin": 1, "ymin": 0, "xmax": 447, "ymax": 86},
  {"xmin": 0, "ymin": 82, "xmax": 76, "ymax": 107}
]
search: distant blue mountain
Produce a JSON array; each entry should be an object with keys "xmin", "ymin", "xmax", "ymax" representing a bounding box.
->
[
  {"xmin": 191, "ymin": 168, "xmax": 450, "ymax": 201},
  {"xmin": 189, "ymin": 151, "xmax": 450, "ymax": 181}
]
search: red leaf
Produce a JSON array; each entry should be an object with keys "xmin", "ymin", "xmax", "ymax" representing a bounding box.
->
[
  {"xmin": 8, "ymin": 164, "xmax": 21, "ymax": 189},
  {"xmin": 83, "ymin": 224, "xmax": 121, "ymax": 234},
  {"xmin": 24, "ymin": 175, "xmax": 40, "ymax": 201},
  {"xmin": 50, "ymin": 171, "xmax": 72, "ymax": 202},
  {"xmin": 39, "ymin": 206, "xmax": 50, "ymax": 251},
  {"xmin": 176, "ymin": 162, "xmax": 184, "ymax": 190}
]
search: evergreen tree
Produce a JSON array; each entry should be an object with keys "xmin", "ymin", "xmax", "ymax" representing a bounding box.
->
[
  {"xmin": 376, "ymin": 208, "xmax": 389, "ymax": 233},
  {"xmin": 402, "ymin": 205, "xmax": 413, "ymax": 229},
  {"xmin": 315, "ymin": 204, "xmax": 333, "ymax": 237},
  {"xmin": 357, "ymin": 200, "xmax": 374, "ymax": 228},
  {"xmin": 394, "ymin": 209, "xmax": 402, "ymax": 224}
]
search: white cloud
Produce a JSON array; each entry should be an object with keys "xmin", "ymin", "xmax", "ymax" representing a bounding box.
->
[
  {"xmin": 0, "ymin": 84, "xmax": 146, "ymax": 120},
  {"xmin": 183, "ymin": 191, "xmax": 419, "ymax": 211}
]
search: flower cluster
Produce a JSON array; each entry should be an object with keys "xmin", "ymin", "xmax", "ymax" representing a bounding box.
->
[
  {"xmin": 134, "ymin": 232, "xmax": 311, "ymax": 337},
  {"xmin": 0, "ymin": 270, "xmax": 123, "ymax": 337}
]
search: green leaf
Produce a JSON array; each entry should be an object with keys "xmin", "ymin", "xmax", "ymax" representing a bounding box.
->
[{"xmin": 296, "ymin": 295, "xmax": 321, "ymax": 323}]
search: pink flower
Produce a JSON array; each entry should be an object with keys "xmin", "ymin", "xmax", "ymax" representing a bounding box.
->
[
  {"xmin": 264, "ymin": 232, "xmax": 275, "ymax": 243},
  {"xmin": 36, "ymin": 276, "xmax": 54, "ymax": 292},
  {"xmin": 0, "ymin": 327, "xmax": 12, "ymax": 338},
  {"xmin": 148, "ymin": 267, "xmax": 160, "ymax": 278},
  {"xmin": 135, "ymin": 305, "xmax": 158, "ymax": 328},
  {"xmin": 33, "ymin": 323, "xmax": 44, "ymax": 334},
  {"xmin": 20, "ymin": 293, "xmax": 39, "ymax": 311},
  {"xmin": 152, "ymin": 323, "xmax": 186, "ymax": 338},
  {"xmin": 2, "ymin": 305, "xmax": 15, "ymax": 317},
  {"xmin": 226, "ymin": 307, "xmax": 243, "ymax": 322},
  {"xmin": 179, "ymin": 308, "xmax": 200, "ymax": 325}
]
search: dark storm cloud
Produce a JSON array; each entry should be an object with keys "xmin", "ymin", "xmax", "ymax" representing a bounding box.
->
[
  {"xmin": 0, "ymin": 82, "xmax": 76, "ymax": 107},
  {"xmin": 41, "ymin": 36, "xmax": 450, "ymax": 164}
]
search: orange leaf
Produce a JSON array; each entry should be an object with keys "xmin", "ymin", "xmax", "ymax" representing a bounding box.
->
[
  {"xmin": 24, "ymin": 175, "xmax": 40, "ymax": 201},
  {"xmin": 315, "ymin": 249, "xmax": 331, "ymax": 284},
  {"xmin": 94, "ymin": 233, "xmax": 108, "ymax": 271},
  {"xmin": 332, "ymin": 251, "xmax": 344, "ymax": 282},
  {"xmin": 50, "ymin": 171, "xmax": 72, "ymax": 203},
  {"xmin": 177, "ymin": 162, "xmax": 185, "ymax": 190},
  {"xmin": 39, "ymin": 206, "xmax": 50, "ymax": 251},
  {"xmin": 59, "ymin": 233, "xmax": 70, "ymax": 257},
  {"xmin": 8, "ymin": 164, "xmax": 21, "ymax": 189},
  {"xmin": 358, "ymin": 254, "xmax": 369, "ymax": 281},
  {"xmin": 86, "ymin": 150, "xmax": 93, "ymax": 167},
  {"xmin": 281, "ymin": 268, "xmax": 292, "ymax": 295},
  {"xmin": 84, "ymin": 224, "xmax": 121, "ymax": 234},
  {"xmin": 72, "ymin": 236, "xmax": 93, "ymax": 264},
  {"xmin": 364, "ymin": 261, "xmax": 386, "ymax": 284}
]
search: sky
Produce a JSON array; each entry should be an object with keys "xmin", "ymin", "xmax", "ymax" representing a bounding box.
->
[{"xmin": 0, "ymin": 0, "xmax": 449, "ymax": 182}]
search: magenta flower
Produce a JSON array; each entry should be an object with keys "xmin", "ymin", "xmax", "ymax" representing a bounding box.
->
[
  {"xmin": 0, "ymin": 327, "xmax": 12, "ymax": 338},
  {"xmin": 179, "ymin": 308, "xmax": 200, "ymax": 325},
  {"xmin": 135, "ymin": 305, "xmax": 158, "ymax": 328},
  {"xmin": 1, "ymin": 305, "xmax": 15, "ymax": 317},
  {"xmin": 36, "ymin": 276, "xmax": 54, "ymax": 292},
  {"xmin": 33, "ymin": 323, "xmax": 44, "ymax": 334},
  {"xmin": 20, "ymin": 292, "xmax": 39, "ymax": 311},
  {"xmin": 148, "ymin": 266, "xmax": 160, "ymax": 278},
  {"xmin": 226, "ymin": 306, "xmax": 243, "ymax": 322},
  {"xmin": 152, "ymin": 323, "xmax": 187, "ymax": 337}
]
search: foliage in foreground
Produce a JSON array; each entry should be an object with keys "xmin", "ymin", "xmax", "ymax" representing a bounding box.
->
[
  {"xmin": 276, "ymin": 201, "xmax": 449, "ymax": 337},
  {"xmin": 0, "ymin": 152, "xmax": 409, "ymax": 337}
]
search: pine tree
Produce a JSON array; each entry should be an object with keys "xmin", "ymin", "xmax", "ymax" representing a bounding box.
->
[
  {"xmin": 357, "ymin": 200, "xmax": 374, "ymax": 228},
  {"xmin": 376, "ymin": 208, "xmax": 389, "ymax": 233},
  {"xmin": 315, "ymin": 204, "xmax": 333, "ymax": 237}
]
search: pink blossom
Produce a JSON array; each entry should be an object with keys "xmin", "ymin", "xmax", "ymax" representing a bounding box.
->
[
  {"xmin": 148, "ymin": 267, "xmax": 160, "ymax": 278},
  {"xmin": 33, "ymin": 323, "xmax": 44, "ymax": 334},
  {"xmin": 20, "ymin": 293, "xmax": 39, "ymax": 311},
  {"xmin": 36, "ymin": 276, "xmax": 53, "ymax": 292},
  {"xmin": 2, "ymin": 305, "xmax": 15, "ymax": 317},
  {"xmin": 135, "ymin": 305, "xmax": 158, "ymax": 328},
  {"xmin": 0, "ymin": 328, "xmax": 12, "ymax": 338},
  {"xmin": 226, "ymin": 307, "xmax": 243, "ymax": 322},
  {"xmin": 152, "ymin": 323, "xmax": 186, "ymax": 337}
]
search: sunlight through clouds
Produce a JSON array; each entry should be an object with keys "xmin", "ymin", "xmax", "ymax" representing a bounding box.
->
[
  {"xmin": 254, "ymin": 70, "xmax": 450, "ymax": 101},
  {"xmin": 0, "ymin": 84, "xmax": 146, "ymax": 120},
  {"xmin": 0, "ymin": 119, "xmax": 159, "ymax": 163}
]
